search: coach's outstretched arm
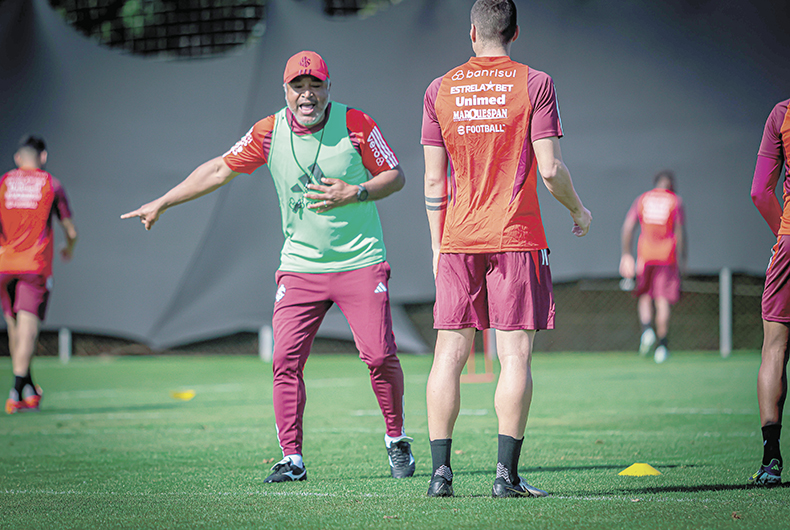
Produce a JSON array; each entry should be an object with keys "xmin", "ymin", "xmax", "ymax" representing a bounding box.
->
[
  {"xmin": 121, "ymin": 156, "xmax": 239, "ymax": 230},
  {"xmin": 533, "ymin": 137, "xmax": 591, "ymax": 237}
]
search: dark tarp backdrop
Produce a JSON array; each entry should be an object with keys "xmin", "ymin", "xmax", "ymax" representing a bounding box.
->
[{"xmin": 1, "ymin": 0, "xmax": 788, "ymax": 350}]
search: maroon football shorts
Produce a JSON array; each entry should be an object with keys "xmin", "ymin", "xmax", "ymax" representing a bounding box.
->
[
  {"xmin": 0, "ymin": 274, "xmax": 50, "ymax": 321},
  {"xmin": 434, "ymin": 250, "xmax": 554, "ymax": 331},
  {"xmin": 635, "ymin": 264, "xmax": 680, "ymax": 304},
  {"xmin": 763, "ymin": 235, "xmax": 790, "ymax": 322}
]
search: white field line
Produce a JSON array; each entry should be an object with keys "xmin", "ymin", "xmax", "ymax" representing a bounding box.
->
[
  {"xmin": 350, "ymin": 409, "xmax": 487, "ymax": 417},
  {"xmin": 5, "ymin": 426, "xmax": 269, "ymax": 437},
  {"xmin": 350, "ymin": 410, "xmax": 382, "ymax": 416},
  {"xmin": 303, "ymin": 378, "xmax": 360, "ymax": 388},
  {"xmin": 662, "ymin": 408, "xmax": 755, "ymax": 415},
  {"xmin": 459, "ymin": 409, "xmax": 488, "ymax": 416},
  {"xmin": 524, "ymin": 429, "xmax": 758, "ymax": 440},
  {"xmin": 51, "ymin": 412, "xmax": 164, "ymax": 421},
  {"xmin": 2, "ymin": 490, "xmax": 787, "ymax": 504},
  {"xmin": 50, "ymin": 378, "xmax": 379, "ymax": 402},
  {"xmin": 54, "ymin": 383, "xmax": 244, "ymax": 399},
  {"xmin": 1, "ymin": 489, "xmax": 333, "ymax": 497}
]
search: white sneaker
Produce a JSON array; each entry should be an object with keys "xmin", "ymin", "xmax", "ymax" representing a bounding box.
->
[
  {"xmin": 639, "ymin": 328, "xmax": 656, "ymax": 356},
  {"xmin": 654, "ymin": 345, "xmax": 668, "ymax": 364}
]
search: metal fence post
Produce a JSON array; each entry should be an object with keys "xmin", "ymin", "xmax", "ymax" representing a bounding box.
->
[
  {"xmin": 484, "ymin": 328, "xmax": 497, "ymax": 359},
  {"xmin": 719, "ymin": 267, "xmax": 732, "ymax": 358},
  {"xmin": 259, "ymin": 325, "xmax": 273, "ymax": 362},
  {"xmin": 58, "ymin": 327, "xmax": 72, "ymax": 363}
]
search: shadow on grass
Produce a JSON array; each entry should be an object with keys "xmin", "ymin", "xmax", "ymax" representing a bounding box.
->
[
  {"xmin": 559, "ymin": 479, "xmax": 790, "ymax": 497},
  {"xmin": 346, "ymin": 463, "xmax": 702, "ymax": 481},
  {"xmin": 333, "ymin": 463, "xmax": 500, "ymax": 481},
  {"xmin": 437, "ymin": 482, "xmax": 790, "ymax": 499},
  {"xmin": 524, "ymin": 464, "xmax": 696, "ymax": 473},
  {"xmin": 616, "ymin": 482, "xmax": 790, "ymax": 495}
]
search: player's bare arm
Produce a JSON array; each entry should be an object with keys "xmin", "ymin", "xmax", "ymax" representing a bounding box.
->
[
  {"xmin": 304, "ymin": 165, "xmax": 405, "ymax": 213},
  {"xmin": 423, "ymin": 145, "xmax": 449, "ymax": 277},
  {"xmin": 750, "ymin": 154, "xmax": 783, "ymax": 236},
  {"xmin": 533, "ymin": 137, "xmax": 591, "ymax": 237},
  {"xmin": 121, "ymin": 156, "xmax": 238, "ymax": 230},
  {"xmin": 675, "ymin": 218, "xmax": 688, "ymax": 274},
  {"xmin": 619, "ymin": 214, "xmax": 637, "ymax": 279},
  {"xmin": 59, "ymin": 217, "xmax": 78, "ymax": 262}
]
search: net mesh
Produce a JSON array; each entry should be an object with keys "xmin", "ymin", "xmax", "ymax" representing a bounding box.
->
[{"xmin": 49, "ymin": 0, "xmax": 268, "ymax": 59}]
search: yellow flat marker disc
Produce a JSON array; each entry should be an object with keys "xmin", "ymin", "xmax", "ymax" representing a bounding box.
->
[
  {"xmin": 619, "ymin": 463, "xmax": 661, "ymax": 476},
  {"xmin": 170, "ymin": 390, "xmax": 196, "ymax": 401}
]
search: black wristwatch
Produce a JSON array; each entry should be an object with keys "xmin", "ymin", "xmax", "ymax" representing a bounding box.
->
[{"xmin": 356, "ymin": 184, "xmax": 369, "ymax": 202}]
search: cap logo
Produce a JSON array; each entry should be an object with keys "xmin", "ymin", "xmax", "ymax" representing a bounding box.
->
[{"xmin": 299, "ymin": 56, "xmax": 311, "ymax": 68}]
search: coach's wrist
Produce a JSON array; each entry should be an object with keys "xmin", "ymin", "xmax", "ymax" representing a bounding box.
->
[{"xmin": 356, "ymin": 184, "xmax": 369, "ymax": 202}]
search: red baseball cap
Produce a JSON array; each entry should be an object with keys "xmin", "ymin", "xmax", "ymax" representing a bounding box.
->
[{"xmin": 283, "ymin": 51, "xmax": 330, "ymax": 84}]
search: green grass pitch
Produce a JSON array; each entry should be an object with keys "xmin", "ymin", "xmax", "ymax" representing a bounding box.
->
[{"xmin": 1, "ymin": 351, "xmax": 788, "ymax": 529}]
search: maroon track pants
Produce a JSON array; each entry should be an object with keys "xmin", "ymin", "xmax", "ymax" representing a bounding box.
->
[{"xmin": 271, "ymin": 262, "xmax": 404, "ymax": 456}]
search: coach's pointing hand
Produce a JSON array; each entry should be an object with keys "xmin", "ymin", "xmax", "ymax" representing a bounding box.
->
[{"xmin": 121, "ymin": 199, "xmax": 165, "ymax": 230}]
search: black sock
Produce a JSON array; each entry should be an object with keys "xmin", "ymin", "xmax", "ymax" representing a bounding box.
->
[
  {"xmin": 430, "ymin": 439, "xmax": 452, "ymax": 479},
  {"xmin": 497, "ymin": 434, "xmax": 523, "ymax": 484},
  {"xmin": 762, "ymin": 424, "xmax": 782, "ymax": 467},
  {"xmin": 658, "ymin": 337, "xmax": 668, "ymax": 348},
  {"xmin": 19, "ymin": 370, "xmax": 37, "ymax": 397},
  {"xmin": 13, "ymin": 376, "xmax": 25, "ymax": 399},
  {"xmin": 641, "ymin": 323, "xmax": 652, "ymax": 333}
]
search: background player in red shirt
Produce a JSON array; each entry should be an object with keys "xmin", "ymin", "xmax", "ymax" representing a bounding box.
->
[
  {"xmin": 620, "ymin": 171, "xmax": 686, "ymax": 364},
  {"xmin": 2, "ymin": 136, "xmax": 77, "ymax": 414},
  {"xmin": 422, "ymin": 0, "xmax": 591, "ymax": 498},
  {"xmin": 749, "ymin": 98, "xmax": 790, "ymax": 486}
]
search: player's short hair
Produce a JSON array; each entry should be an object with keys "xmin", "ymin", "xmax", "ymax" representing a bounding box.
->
[
  {"xmin": 653, "ymin": 170, "xmax": 675, "ymax": 192},
  {"xmin": 18, "ymin": 135, "xmax": 47, "ymax": 156},
  {"xmin": 471, "ymin": 0, "xmax": 518, "ymax": 46}
]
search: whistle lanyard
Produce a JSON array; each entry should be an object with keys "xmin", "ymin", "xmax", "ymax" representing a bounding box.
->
[{"xmin": 288, "ymin": 113, "xmax": 326, "ymax": 193}]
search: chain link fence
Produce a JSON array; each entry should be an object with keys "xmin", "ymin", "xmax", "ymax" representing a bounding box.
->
[
  {"xmin": 0, "ymin": 272, "xmax": 766, "ymax": 358},
  {"xmin": 533, "ymin": 272, "xmax": 763, "ymax": 352},
  {"xmin": 405, "ymin": 272, "xmax": 764, "ymax": 354}
]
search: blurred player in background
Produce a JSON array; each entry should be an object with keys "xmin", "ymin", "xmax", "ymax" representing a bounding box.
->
[
  {"xmin": 421, "ymin": 0, "xmax": 591, "ymax": 498},
  {"xmin": 122, "ymin": 51, "xmax": 414, "ymax": 483},
  {"xmin": 620, "ymin": 170, "xmax": 686, "ymax": 364},
  {"xmin": 2, "ymin": 135, "xmax": 77, "ymax": 414},
  {"xmin": 749, "ymin": 97, "xmax": 790, "ymax": 487}
]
